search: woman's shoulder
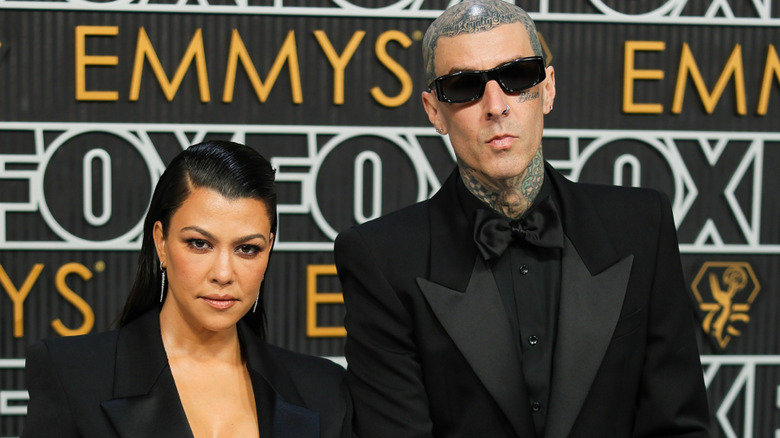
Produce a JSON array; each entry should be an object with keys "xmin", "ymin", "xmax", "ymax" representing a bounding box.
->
[{"xmin": 29, "ymin": 329, "xmax": 119, "ymax": 366}]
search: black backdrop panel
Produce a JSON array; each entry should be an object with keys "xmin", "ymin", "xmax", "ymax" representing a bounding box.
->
[{"xmin": 0, "ymin": 3, "xmax": 778, "ymax": 436}]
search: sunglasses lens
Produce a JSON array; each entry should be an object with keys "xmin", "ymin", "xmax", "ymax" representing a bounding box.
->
[
  {"xmin": 432, "ymin": 58, "xmax": 545, "ymax": 102},
  {"xmin": 439, "ymin": 73, "xmax": 485, "ymax": 103},
  {"xmin": 499, "ymin": 59, "xmax": 543, "ymax": 92}
]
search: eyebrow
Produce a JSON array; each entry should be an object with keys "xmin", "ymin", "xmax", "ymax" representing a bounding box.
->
[{"xmin": 180, "ymin": 226, "xmax": 268, "ymax": 244}]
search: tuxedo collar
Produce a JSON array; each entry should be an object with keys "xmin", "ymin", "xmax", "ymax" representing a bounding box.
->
[
  {"xmin": 428, "ymin": 163, "xmax": 621, "ymax": 289},
  {"xmin": 428, "ymin": 169, "xmax": 479, "ymax": 291},
  {"xmin": 544, "ymin": 162, "xmax": 620, "ymax": 275}
]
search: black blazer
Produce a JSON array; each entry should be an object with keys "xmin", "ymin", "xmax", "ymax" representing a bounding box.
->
[
  {"xmin": 22, "ymin": 309, "xmax": 352, "ymax": 438},
  {"xmin": 334, "ymin": 164, "xmax": 711, "ymax": 437}
]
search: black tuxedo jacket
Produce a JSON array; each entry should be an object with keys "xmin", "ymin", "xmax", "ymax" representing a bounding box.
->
[
  {"xmin": 334, "ymin": 164, "xmax": 711, "ymax": 437},
  {"xmin": 23, "ymin": 309, "xmax": 352, "ymax": 438}
]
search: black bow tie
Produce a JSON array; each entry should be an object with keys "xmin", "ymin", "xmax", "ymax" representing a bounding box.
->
[{"xmin": 473, "ymin": 195, "xmax": 564, "ymax": 260}]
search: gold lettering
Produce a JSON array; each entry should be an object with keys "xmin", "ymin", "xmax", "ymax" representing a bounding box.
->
[
  {"xmin": 223, "ymin": 30, "xmax": 302, "ymax": 104},
  {"xmin": 757, "ymin": 44, "xmax": 780, "ymax": 116},
  {"xmin": 371, "ymin": 30, "xmax": 413, "ymax": 108},
  {"xmin": 623, "ymin": 41, "xmax": 665, "ymax": 114},
  {"xmin": 51, "ymin": 263, "xmax": 95, "ymax": 336},
  {"xmin": 75, "ymin": 26, "xmax": 119, "ymax": 101},
  {"xmin": 314, "ymin": 30, "xmax": 366, "ymax": 105},
  {"xmin": 672, "ymin": 43, "xmax": 746, "ymax": 115},
  {"xmin": 129, "ymin": 27, "xmax": 210, "ymax": 102},
  {"xmin": 306, "ymin": 265, "xmax": 345, "ymax": 338},
  {"xmin": 0, "ymin": 264, "xmax": 44, "ymax": 338}
]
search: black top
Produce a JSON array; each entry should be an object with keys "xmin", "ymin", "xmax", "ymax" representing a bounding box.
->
[{"xmin": 457, "ymin": 171, "xmax": 563, "ymax": 436}]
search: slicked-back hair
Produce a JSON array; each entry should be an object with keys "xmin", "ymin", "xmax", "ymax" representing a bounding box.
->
[
  {"xmin": 118, "ymin": 140, "xmax": 277, "ymax": 339},
  {"xmin": 422, "ymin": 0, "xmax": 543, "ymax": 84}
]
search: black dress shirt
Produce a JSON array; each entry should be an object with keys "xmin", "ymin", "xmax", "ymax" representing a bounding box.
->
[{"xmin": 457, "ymin": 172, "xmax": 563, "ymax": 437}]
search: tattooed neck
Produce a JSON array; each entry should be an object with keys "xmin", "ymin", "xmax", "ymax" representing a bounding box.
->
[{"xmin": 459, "ymin": 148, "xmax": 544, "ymax": 219}]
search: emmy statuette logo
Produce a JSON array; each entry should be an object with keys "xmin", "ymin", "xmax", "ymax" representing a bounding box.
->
[{"xmin": 691, "ymin": 262, "xmax": 761, "ymax": 349}]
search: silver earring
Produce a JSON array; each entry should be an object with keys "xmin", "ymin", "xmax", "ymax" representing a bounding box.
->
[
  {"xmin": 252, "ymin": 276, "xmax": 263, "ymax": 313},
  {"xmin": 435, "ymin": 127, "xmax": 445, "ymax": 135},
  {"xmin": 159, "ymin": 262, "xmax": 166, "ymax": 303},
  {"xmin": 502, "ymin": 104, "xmax": 510, "ymax": 115}
]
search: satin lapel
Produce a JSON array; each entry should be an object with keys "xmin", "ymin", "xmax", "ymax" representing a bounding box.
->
[
  {"xmin": 240, "ymin": 323, "xmax": 320, "ymax": 438},
  {"xmin": 417, "ymin": 257, "xmax": 535, "ymax": 438},
  {"xmin": 100, "ymin": 310, "xmax": 193, "ymax": 437},
  {"xmin": 545, "ymin": 237, "xmax": 634, "ymax": 438},
  {"xmin": 428, "ymin": 169, "xmax": 478, "ymax": 292},
  {"xmin": 422, "ymin": 169, "xmax": 535, "ymax": 436}
]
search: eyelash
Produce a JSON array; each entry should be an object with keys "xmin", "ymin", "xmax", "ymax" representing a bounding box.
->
[
  {"xmin": 185, "ymin": 239, "xmax": 262, "ymax": 257},
  {"xmin": 187, "ymin": 239, "xmax": 212, "ymax": 251},
  {"xmin": 237, "ymin": 244, "xmax": 261, "ymax": 256}
]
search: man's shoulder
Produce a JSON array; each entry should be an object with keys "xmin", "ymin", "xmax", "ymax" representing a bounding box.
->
[
  {"xmin": 552, "ymin": 167, "xmax": 666, "ymax": 213},
  {"xmin": 337, "ymin": 198, "xmax": 431, "ymax": 243},
  {"xmin": 264, "ymin": 343, "xmax": 345, "ymax": 382},
  {"xmin": 580, "ymin": 180, "xmax": 662, "ymax": 205}
]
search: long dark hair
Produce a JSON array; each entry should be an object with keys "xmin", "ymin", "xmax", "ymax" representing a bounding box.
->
[{"xmin": 119, "ymin": 140, "xmax": 277, "ymax": 339}]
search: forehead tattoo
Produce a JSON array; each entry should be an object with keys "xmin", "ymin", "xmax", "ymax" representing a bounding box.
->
[{"xmin": 423, "ymin": 0, "xmax": 543, "ymax": 84}]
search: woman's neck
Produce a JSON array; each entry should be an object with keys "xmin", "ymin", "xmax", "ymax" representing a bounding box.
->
[{"xmin": 159, "ymin": 305, "xmax": 243, "ymax": 364}]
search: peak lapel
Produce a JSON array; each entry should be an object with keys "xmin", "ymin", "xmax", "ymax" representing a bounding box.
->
[
  {"xmin": 545, "ymin": 238, "xmax": 634, "ymax": 438},
  {"xmin": 544, "ymin": 164, "xmax": 639, "ymax": 437},
  {"xmin": 417, "ymin": 257, "xmax": 536, "ymax": 438},
  {"xmin": 100, "ymin": 310, "xmax": 192, "ymax": 437},
  {"xmin": 101, "ymin": 371, "xmax": 192, "ymax": 438},
  {"xmin": 423, "ymin": 169, "xmax": 535, "ymax": 437},
  {"xmin": 240, "ymin": 323, "xmax": 320, "ymax": 438}
]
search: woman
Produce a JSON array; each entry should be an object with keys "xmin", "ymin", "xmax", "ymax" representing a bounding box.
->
[{"xmin": 23, "ymin": 141, "xmax": 352, "ymax": 437}]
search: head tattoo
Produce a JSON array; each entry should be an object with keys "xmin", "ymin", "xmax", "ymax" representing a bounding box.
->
[{"xmin": 422, "ymin": 0, "xmax": 543, "ymax": 85}]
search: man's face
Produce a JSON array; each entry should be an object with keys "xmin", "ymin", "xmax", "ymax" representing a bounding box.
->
[{"xmin": 422, "ymin": 22, "xmax": 555, "ymax": 185}]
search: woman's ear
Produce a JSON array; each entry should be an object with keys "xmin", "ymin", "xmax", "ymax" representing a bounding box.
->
[{"xmin": 152, "ymin": 221, "xmax": 167, "ymax": 267}]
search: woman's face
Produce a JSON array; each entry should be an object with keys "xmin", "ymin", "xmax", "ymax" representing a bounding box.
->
[{"xmin": 154, "ymin": 186, "xmax": 273, "ymax": 334}]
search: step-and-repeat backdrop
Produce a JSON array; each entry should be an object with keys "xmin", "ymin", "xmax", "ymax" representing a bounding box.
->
[{"xmin": 0, "ymin": 0, "xmax": 778, "ymax": 436}]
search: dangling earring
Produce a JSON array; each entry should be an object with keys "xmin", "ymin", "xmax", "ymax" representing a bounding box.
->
[
  {"xmin": 252, "ymin": 276, "xmax": 264, "ymax": 313},
  {"xmin": 160, "ymin": 262, "xmax": 166, "ymax": 303}
]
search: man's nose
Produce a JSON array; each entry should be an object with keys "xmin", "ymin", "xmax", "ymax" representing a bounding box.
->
[{"xmin": 483, "ymin": 80, "xmax": 509, "ymax": 118}]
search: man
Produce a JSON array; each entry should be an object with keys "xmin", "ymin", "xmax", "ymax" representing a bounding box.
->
[{"xmin": 334, "ymin": 1, "xmax": 711, "ymax": 436}]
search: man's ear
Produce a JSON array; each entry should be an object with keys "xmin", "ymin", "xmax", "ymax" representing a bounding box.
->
[
  {"xmin": 422, "ymin": 90, "xmax": 446, "ymax": 133},
  {"xmin": 542, "ymin": 65, "xmax": 556, "ymax": 115}
]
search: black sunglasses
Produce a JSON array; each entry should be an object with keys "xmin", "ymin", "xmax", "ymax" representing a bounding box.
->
[{"xmin": 428, "ymin": 56, "xmax": 546, "ymax": 103}]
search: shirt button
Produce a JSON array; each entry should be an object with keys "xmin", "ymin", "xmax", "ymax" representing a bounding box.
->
[
  {"xmin": 531, "ymin": 401, "xmax": 541, "ymax": 412},
  {"xmin": 529, "ymin": 335, "xmax": 539, "ymax": 345},
  {"xmin": 519, "ymin": 265, "xmax": 529, "ymax": 275}
]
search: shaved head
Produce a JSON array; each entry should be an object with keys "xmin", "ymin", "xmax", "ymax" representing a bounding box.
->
[{"xmin": 422, "ymin": 0, "xmax": 543, "ymax": 84}]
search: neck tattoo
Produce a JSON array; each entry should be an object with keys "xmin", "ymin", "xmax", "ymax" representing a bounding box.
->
[{"xmin": 460, "ymin": 147, "xmax": 544, "ymax": 219}]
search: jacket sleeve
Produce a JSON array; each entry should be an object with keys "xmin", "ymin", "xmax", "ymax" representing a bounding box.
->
[
  {"xmin": 335, "ymin": 227, "xmax": 433, "ymax": 438},
  {"xmin": 22, "ymin": 340, "xmax": 80, "ymax": 438},
  {"xmin": 632, "ymin": 191, "xmax": 712, "ymax": 437}
]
